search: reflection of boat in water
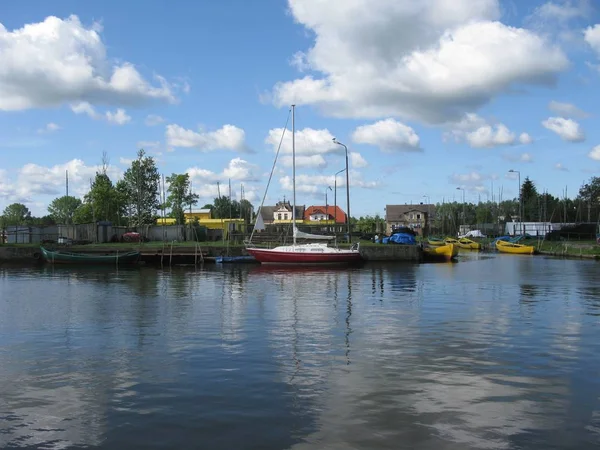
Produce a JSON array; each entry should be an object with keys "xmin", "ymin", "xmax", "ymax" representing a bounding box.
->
[
  {"xmin": 249, "ymin": 263, "xmax": 362, "ymax": 276},
  {"xmin": 40, "ymin": 247, "xmax": 140, "ymax": 265},
  {"xmin": 422, "ymin": 243, "xmax": 458, "ymax": 262}
]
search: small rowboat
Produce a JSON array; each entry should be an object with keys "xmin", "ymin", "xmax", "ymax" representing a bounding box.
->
[
  {"xmin": 495, "ymin": 241, "xmax": 535, "ymax": 255},
  {"xmin": 422, "ymin": 243, "xmax": 458, "ymax": 262},
  {"xmin": 444, "ymin": 237, "xmax": 459, "ymax": 244},
  {"xmin": 427, "ymin": 238, "xmax": 445, "ymax": 246},
  {"xmin": 215, "ymin": 255, "xmax": 257, "ymax": 263},
  {"xmin": 457, "ymin": 237, "xmax": 482, "ymax": 250},
  {"xmin": 40, "ymin": 247, "xmax": 141, "ymax": 265}
]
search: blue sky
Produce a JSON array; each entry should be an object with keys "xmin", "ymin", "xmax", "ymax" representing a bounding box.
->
[{"xmin": 1, "ymin": 0, "xmax": 599, "ymax": 217}]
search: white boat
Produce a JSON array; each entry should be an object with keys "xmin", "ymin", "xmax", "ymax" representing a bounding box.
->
[{"xmin": 246, "ymin": 105, "xmax": 362, "ymax": 265}]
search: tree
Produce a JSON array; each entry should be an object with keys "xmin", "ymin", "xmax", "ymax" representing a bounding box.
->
[
  {"xmin": 48, "ymin": 195, "xmax": 82, "ymax": 224},
  {"xmin": 1, "ymin": 203, "xmax": 31, "ymax": 225},
  {"xmin": 212, "ymin": 196, "xmax": 240, "ymax": 219},
  {"xmin": 520, "ymin": 177, "xmax": 539, "ymax": 222},
  {"xmin": 72, "ymin": 203, "xmax": 94, "ymax": 224},
  {"xmin": 578, "ymin": 176, "xmax": 600, "ymax": 222},
  {"xmin": 166, "ymin": 173, "xmax": 199, "ymax": 225},
  {"xmin": 239, "ymin": 199, "xmax": 254, "ymax": 223},
  {"xmin": 120, "ymin": 149, "xmax": 160, "ymax": 226},
  {"xmin": 355, "ymin": 215, "xmax": 385, "ymax": 234}
]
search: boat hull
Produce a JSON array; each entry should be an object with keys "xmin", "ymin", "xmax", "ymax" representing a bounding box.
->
[
  {"xmin": 457, "ymin": 238, "xmax": 482, "ymax": 250},
  {"xmin": 215, "ymin": 255, "xmax": 258, "ymax": 263},
  {"xmin": 246, "ymin": 247, "xmax": 362, "ymax": 265},
  {"xmin": 427, "ymin": 239, "xmax": 445, "ymax": 246},
  {"xmin": 422, "ymin": 243, "xmax": 458, "ymax": 262},
  {"xmin": 495, "ymin": 241, "xmax": 535, "ymax": 255},
  {"xmin": 40, "ymin": 247, "xmax": 141, "ymax": 265}
]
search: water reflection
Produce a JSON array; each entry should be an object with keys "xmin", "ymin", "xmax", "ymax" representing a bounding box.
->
[{"xmin": 1, "ymin": 255, "xmax": 600, "ymax": 449}]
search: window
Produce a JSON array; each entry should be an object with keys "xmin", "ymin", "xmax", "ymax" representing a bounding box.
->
[
  {"xmin": 278, "ymin": 213, "xmax": 282, "ymax": 220},
  {"xmin": 417, "ymin": 214, "xmax": 421, "ymax": 220},
  {"xmin": 284, "ymin": 214, "xmax": 288, "ymax": 220}
]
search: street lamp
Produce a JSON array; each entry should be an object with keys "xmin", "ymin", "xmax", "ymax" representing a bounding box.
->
[
  {"xmin": 423, "ymin": 195, "xmax": 430, "ymax": 236},
  {"xmin": 325, "ymin": 185, "xmax": 332, "ymax": 232},
  {"xmin": 333, "ymin": 138, "xmax": 351, "ymax": 243},
  {"xmin": 456, "ymin": 187, "xmax": 465, "ymax": 235},
  {"xmin": 509, "ymin": 169, "xmax": 522, "ymax": 236},
  {"xmin": 334, "ymin": 168, "xmax": 346, "ymax": 236}
]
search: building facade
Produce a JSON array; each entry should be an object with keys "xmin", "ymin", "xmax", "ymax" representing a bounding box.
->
[
  {"xmin": 303, "ymin": 206, "xmax": 347, "ymax": 224},
  {"xmin": 385, "ymin": 204, "xmax": 435, "ymax": 236}
]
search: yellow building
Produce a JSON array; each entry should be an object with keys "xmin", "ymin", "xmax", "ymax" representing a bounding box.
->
[{"xmin": 156, "ymin": 208, "xmax": 246, "ymax": 237}]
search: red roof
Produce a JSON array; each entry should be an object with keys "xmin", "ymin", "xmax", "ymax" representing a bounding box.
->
[{"xmin": 304, "ymin": 205, "xmax": 347, "ymax": 223}]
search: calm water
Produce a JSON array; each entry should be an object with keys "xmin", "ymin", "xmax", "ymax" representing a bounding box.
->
[{"xmin": 1, "ymin": 253, "xmax": 600, "ymax": 449}]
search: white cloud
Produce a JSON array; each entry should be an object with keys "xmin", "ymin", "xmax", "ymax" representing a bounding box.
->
[
  {"xmin": 281, "ymin": 154, "xmax": 327, "ymax": 169},
  {"xmin": 280, "ymin": 171, "xmax": 378, "ymax": 194},
  {"xmin": 0, "ymin": 15, "xmax": 178, "ymax": 111},
  {"xmin": 145, "ymin": 114, "xmax": 165, "ymax": 126},
  {"xmin": 542, "ymin": 117, "xmax": 585, "ymax": 142},
  {"xmin": 531, "ymin": 1, "xmax": 591, "ymax": 22},
  {"xmin": 589, "ymin": 145, "xmax": 600, "ymax": 160},
  {"xmin": 71, "ymin": 102, "xmax": 131, "ymax": 125},
  {"xmin": 119, "ymin": 157, "xmax": 133, "ymax": 166},
  {"xmin": 350, "ymin": 152, "xmax": 368, "ymax": 168},
  {"xmin": 446, "ymin": 113, "xmax": 530, "ymax": 148},
  {"xmin": 271, "ymin": 1, "xmax": 568, "ymax": 124},
  {"xmin": 352, "ymin": 119, "xmax": 420, "ymax": 151},
  {"xmin": 166, "ymin": 124, "xmax": 248, "ymax": 152},
  {"xmin": 136, "ymin": 141, "xmax": 161, "ymax": 151},
  {"xmin": 450, "ymin": 171, "xmax": 492, "ymax": 193},
  {"xmin": 548, "ymin": 100, "xmax": 589, "ymax": 118},
  {"xmin": 105, "ymin": 108, "xmax": 131, "ymax": 125},
  {"xmin": 187, "ymin": 158, "xmax": 259, "ymax": 184},
  {"xmin": 584, "ymin": 24, "xmax": 600, "ymax": 56},
  {"xmin": 0, "ymin": 159, "xmax": 122, "ymax": 205},
  {"xmin": 555, "ymin": 162, "xmax": 569, "ymax": 171},
  {"xmin": 37, "ymin": 122, "xmax": 60, "ymax": 134},
  {"xmin": 265, "ymin": 127, "xmax": 340, "ymax": 156},
  {"xmin": 519, "ymin": 133, "xmax": 534, "ymax": 145},
  {"xmin": 504, "ymin": 152, "xmax": 534, "ymax": 163}
]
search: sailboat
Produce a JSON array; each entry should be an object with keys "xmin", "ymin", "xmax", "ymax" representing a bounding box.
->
[{"xmin": 246, "ymin": 105, "xmax": 362, "ymax": 265}]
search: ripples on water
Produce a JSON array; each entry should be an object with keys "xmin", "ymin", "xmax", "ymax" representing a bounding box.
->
[{"xmin": 1, "ymin": 253, "xmax": 600, "ymax": 449}]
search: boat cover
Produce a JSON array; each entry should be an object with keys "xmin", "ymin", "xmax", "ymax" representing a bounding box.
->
[{"xmin": 383, "ymin": 233, "xmax": 416, "ymax": 245}]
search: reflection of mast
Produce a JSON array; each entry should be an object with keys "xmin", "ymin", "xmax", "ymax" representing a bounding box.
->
[{"xmin": 346, "ymin": 271, "xmax": 353, "ymax": 365}]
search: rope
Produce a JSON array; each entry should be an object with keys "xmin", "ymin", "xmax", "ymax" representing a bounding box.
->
[{"xmin": 248, "ymin": 108, "xmax": 291, "ymax": 244}]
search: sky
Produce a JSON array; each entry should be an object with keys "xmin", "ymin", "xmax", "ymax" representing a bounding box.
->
[{"xmin": 0, "ymin": 0, "xmax": 599, "ymax": 218}]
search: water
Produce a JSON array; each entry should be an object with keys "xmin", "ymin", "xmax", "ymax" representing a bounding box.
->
[{"xmin": 1, "ymin": 253, "xmax": 600, "ymax": 449}]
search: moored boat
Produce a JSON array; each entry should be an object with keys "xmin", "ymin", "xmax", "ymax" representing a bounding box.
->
[
  {"xmin": 427, "ymin": 238, "xmax": 445, "ymax": 246},
  {"xmin": 495, "ymin": 241, "xmax": 535, "ymax": 255},
  {"xmin": 215, "ymin": 255, "xmax": 258, "ymax": 263},
  {"xmin": 457, "ymin": 237, "xmax": 482, "ymax": 250},
  {"xmin": 444, "ymin": 237, "xmax": 459, "ymax": 244},
  {"xmin": 40, "ymin": 247, "xmax": 141, "ymax": 265},
  {"xmin": 422, "ymin": 243, "xmax": 458, "ymax": 262}
]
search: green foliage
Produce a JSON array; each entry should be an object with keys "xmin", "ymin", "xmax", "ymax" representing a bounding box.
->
[
  {"xmin": 355, "ymin": 215, "xmax": 385, "ymax": 234},
  {"xmin": 120, "ymin": 149, "xmax": 160, "ymax": 226},
  {"xmin": 84, "ymin": 172, "xmax": 122, "ymax": 223},
  {"xmin": 166, "ymin": 173, "xmax": 199, "ymax": 225},
  {"xmin": 72, "ymin": 203, "xmax": 94, "ymax": 224},
  {"xmin": 29, "ymin": 215, "xmax": 56, "ymax": 226},
  {"xmin": 211, "ymin": 196, "xmax": 240, "ymax": 219},
  {"xmin": 1, "ymin": 203, "xmax": 32, "ymax": 225},
  {"xmin": 520, "ymin": 177, "xmax": 539, "ymax": 221},
  {"xmin": 239, "ymin": 199, "xmax": 253, "ymax": 223},
  {"xmin": 48, "ymin": 195, "xmax": 82, "ymax": 224}
]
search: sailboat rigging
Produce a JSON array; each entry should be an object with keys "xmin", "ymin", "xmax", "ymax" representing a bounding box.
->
[{"xmin": 246, "ymin": 105, "xmax": 362, "ymax": 265}]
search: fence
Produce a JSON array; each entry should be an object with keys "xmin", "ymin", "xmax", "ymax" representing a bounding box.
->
[{"xmin": 0, "ymin": 223, "xmax": 212, "ymax": 244}]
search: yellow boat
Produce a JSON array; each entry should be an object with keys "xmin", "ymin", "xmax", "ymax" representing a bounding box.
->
[
  {"xmin": 457, "ymin": 237, "xmax": 482, "ymax": 250},
  {"xmin": 427, "ymin": 238, "xmax": 445, "ymax": 246},
  {"xmin": 422, "ymin": 243, "xmax": 458, "ymax": 262},
  {"xmin": 444, "ymin": 237, "xmax": 459, "ymax": 244},
  {"xmin": 495, "ymin": 241, "xmax": 535, "ymax": 254}
]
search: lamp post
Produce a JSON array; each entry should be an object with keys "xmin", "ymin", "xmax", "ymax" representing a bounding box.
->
[
  {"xmin": 334, "ymin": 168, "xmax": 346, "ymax": 236},
  {"xmin": 423, "ymin": 195, "xmax": 430, "ymax": 237},
  {"xmin": 456, "ymin": 187, "xmax": 465, "ymax": 236},
  {"xmin": 325, "ymin": 185, "xmax": 332, "ymax": 233},
  {"xmin": 333, "ymin": 138, "xmax": 351, "ymax": 243},
  {"xmin": 509, "ymin": 169, "xmax": 522, "ymax": 236}
]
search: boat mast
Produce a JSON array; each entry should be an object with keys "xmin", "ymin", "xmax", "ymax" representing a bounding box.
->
[{"xmin": 292, "ymin": 104, "xmax": 296, "ymax": 246}]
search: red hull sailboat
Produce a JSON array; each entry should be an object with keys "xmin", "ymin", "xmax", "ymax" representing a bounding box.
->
[{"xmin": 246, "ymin": 105, "xmax": 362, "ymax": 265}]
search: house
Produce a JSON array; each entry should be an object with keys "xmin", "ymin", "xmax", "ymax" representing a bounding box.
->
[
  {"xmin": 385, "ymin": 203, "xmax": 436, "ymax": 236},
  {"xmin": 258, "ymin": 200, "xmax": 305, "ymax": 224},
  {"xmin": 304, "ymin": 206, "xmax": 347, "ymax": 224}
]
